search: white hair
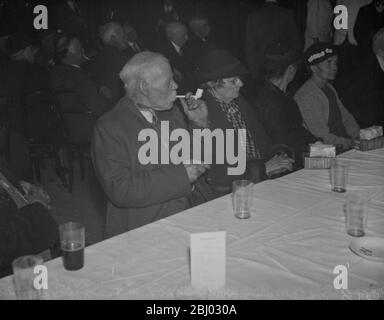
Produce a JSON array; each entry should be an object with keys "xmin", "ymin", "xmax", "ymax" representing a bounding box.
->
[{"xmin": 119, "ymin": 51, "xmax": 169, "ymax": 99}]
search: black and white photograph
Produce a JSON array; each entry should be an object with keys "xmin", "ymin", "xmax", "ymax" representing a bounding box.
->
[{"xmin": 0, "ymin": 0, "xmax": 383, "ymax": 304}]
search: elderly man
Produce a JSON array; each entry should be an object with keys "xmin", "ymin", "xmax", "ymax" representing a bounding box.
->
[
  {"xmin": 92, "ymin": 52, "xmax": 212, "ymax": 238},
  {"xmin": 184, "ymin": 13, "xmax": 217, "ymax": 66},
  {"xmin": 87, "ymin": 22, "xmax": 130, "ymax": 104},
  {"xmin": 294, "ymin": 42, "xmax": 360, "ymax": 151},
  {"xmin": 155, "ymin": 22, "xmax": 195, "ymax": 92},
  {"xmin": 337, "ymin": 27, "xmax": 384, "ymax": 128}
]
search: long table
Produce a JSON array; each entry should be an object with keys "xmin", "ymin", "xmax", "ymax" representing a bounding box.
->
[{"xmin": 1, "ymin": 149, "xmax": 384, "ymax": 299}]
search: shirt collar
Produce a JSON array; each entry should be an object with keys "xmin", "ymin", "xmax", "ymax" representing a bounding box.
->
[
  {"xmin": 377, "ymin": 55, "xmax": 384, "ymax": 73},
  {"xmin": 170, "ymin": 41, "xmax": 182, "ymax": 54}
]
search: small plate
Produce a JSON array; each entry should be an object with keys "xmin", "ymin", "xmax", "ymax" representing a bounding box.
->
[{"xmin": 349, "ymin": 237, "xmax": 384, "ymax": 262}]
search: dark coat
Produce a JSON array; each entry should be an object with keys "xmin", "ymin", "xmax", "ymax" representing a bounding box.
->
[
  {"xmin": 183, "ymin": 34, "xmax": 218, "ymax": 66},
  {"xmin": 123, "ymin": 40, "xmax": 145, "ymax": 59},
  {"xmin": 86, "ymin": 45, "xmax": 131, "ymax": 104},
  {"xmin": 0, "ymin": 159, "xmax": 59, "ymax": 277},
  {"xmin": 50, "ymin": 64, "xmax": 110, "ymax": 117},
  {"xmin": 155, "ymin": 39, "xmax": 196, "ymax": 93},
  {"xmin": 336, "ymin": 55, "xmax": 384, "ymax": 128},
  {"xmin": 245, "ymin": 2, "xmax": 301, "ymax": 80},
  {"xmin": 91, "ymin": 97, "xmax": 213, "ymax": 238},
  {"xmin": 202, "ymin": 91, "xmax": 278, "ymax": 191},
  {"xmin": 253, "ymin": 81, "xmax": 318, "ymax": 166},
  {"xmin": 354, "ymin": 3, "xmax": 384, "ymax": 58}
]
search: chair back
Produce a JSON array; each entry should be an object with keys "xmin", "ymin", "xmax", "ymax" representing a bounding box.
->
[
  {"xmin": 0, "ymin": 95, "xmax": 20, "ymax": 162},
  {"xmin": 53, "ymin": 90, "xmax": 96, "ymax": 145}
]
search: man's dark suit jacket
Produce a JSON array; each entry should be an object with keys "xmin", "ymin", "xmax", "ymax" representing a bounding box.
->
[
  {"xmin": 123, "ymin": 40, "xmax": 145, "ymax": 59},
  {"xmin": 50, "ymin": 64, "xmax": 110, "ymax": 118},
  {"xmin": 87, "ymin": 45, "xmax": 131, "ymax": 104},
  {"xmin": 183, "ymin": 34, "xmax": 218, "ymax": 66},
  {"xmin": 50, "ymin": 1, "xmax": 93, "ymax": 46},
  {"xmin": 155, "ymin": 38, "xmax": 196, "ymax": 92},
  {"xmin": 92, "ymin": 97, "xmax": 214, "ymax": 238},
  {"xmin": 336, "ymin": 55, "xmax": 384, "ymax": 128},
  {"xmin": 245, "ymin": 2, "xmax": 301, "ymax": 80},
  {"xmin": 254, "ymin": 81, "xmax": 317, "ymax": 166},
  {"xmin": 354, "ymin": 3, "xmax": 384, "ymax": 58},
  {"xmin": 0, "ymin": 159, "xmax": 59, "ymax": 278}
]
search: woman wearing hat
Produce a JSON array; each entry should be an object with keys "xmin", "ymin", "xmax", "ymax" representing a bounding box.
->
[
  {"xmin": 294, "ymin": 42, "xmax": 360, "ymax": 151},
  {"xmin": 195, "ymin": 50, "xmax": 295, "ymax": 194}
]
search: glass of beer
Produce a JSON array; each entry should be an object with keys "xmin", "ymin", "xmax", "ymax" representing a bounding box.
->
[{"xmin": 59, "ymin": 222, "xmax": 85, "ymax": 271}]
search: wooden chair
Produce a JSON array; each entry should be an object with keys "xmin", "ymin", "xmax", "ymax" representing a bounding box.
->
[
  {"xmin": 53, "ymin": 90, "xmax": 96, "ymax": 193},
  {"xmin": 21, "ymin": 90, "xmax": 68, "ymax": 189}
]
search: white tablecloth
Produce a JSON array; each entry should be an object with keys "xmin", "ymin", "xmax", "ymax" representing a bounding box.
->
[{"xmin": 1, "ymin": 149, "xmax": 384, "ymax": 300}]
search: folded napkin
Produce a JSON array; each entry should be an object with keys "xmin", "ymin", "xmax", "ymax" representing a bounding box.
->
[
  {"xmin": 309, "ymin": 142, "xmax": 336, "ymax": 158},
  {"xmin": 360, "ymin": 126, "xmax": 383, "ymax": 140}
]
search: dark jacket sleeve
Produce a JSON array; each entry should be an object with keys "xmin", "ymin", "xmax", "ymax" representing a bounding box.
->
[{"xmin": 0, "ymin": 203, "xmax": 59, "ymax": 275}]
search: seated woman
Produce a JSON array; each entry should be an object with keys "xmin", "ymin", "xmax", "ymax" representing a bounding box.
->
[
  {"xmin": 195, "ymin": 50, "xmax": 295, "ymax": 195},
  {"xmin": 0, "ymin": 158, "xmax": 59, "ymax": 278},
  {"xmin": 253, "ymin": 45, "xmax": 318, "ymax": 167}
]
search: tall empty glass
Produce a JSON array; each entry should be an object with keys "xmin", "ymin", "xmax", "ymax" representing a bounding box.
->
[
  {"xmin": 330, "ymin": 159, "xmax": 349, "ymax": 193},
  {"xmin": 232, "ymin": 180, "xmax": 253, "ymax": 219},
  {"xmin": 12, "ymin": 255, "xmax": 44, "ymax": 300},
  {"xmin": 345, "ymin": 193, "xmax": 369, "ymax": 237},
  {"xmin": 59, "ymin": 222, "xmax": 85, "ymax": 271}
]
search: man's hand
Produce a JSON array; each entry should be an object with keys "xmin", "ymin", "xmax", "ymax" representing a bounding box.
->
[
  {"xmin": 180, "ymin": 92, "xmax": 209, "ymax": 128},
  {"xmin": 265, "ymin": 155, "xmax": 294, "ymax": 176},
  {"xmin": 183, "ymin": 163, "xmax": 210, "ymax": 183},
  {"xmin": 20, "ymin": 181, "xmax": 51, "ymax": 209}
]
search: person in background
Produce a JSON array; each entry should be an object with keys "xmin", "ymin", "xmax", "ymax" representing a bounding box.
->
[
  {"xmin": 294, "ymin": 42, "xmax": 360, "ymax": 151},
  {"xmin": 50, "ymin": 34, "xmax": 111, "ymax": 118},
  {"xmin": 87, "ymin": 22, "xmax": 130, "ymax": 104},
  {"xmin": 354, "ymin": 0, "xmax": 384, "ymax": 59},
  {"xmin": 0, "ymin": 157, "xmax": 59, "ymax": 278},
  {"xmin": 122, "ymin": 23, "xmax": 145, "ymax": 58},
  {"xmin": 336, "ymin": 27, "xmax": 384, "ymax": 128},
  {"xmin": 155, "ymin": 22, "xmax": 195, "ymax": 93},
  {"xmin": 183, "ymin": 13, "xmax": 217, "ymax": 66},
  {"xmin": 245, "ymin": 0, "xmax": 301, "ymax": 83},
  {"xmin": 253, "ymin": 44, "xmax": 318, "ymax": 167},
  {"xmin": 305, "ymin": 0, "xmax": 333, "ymax": 50}
]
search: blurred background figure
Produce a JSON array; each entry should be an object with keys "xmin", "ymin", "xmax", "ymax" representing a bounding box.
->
[
  {"xmin": 354, "ymin": 0, "xmax": 384, "ymax": 59},
  {"xmin": 336, "ymin": 27, "xmax": 384, "ymax": 128},
  {"xmin": 122, "ymin": 23, "xmax": 145, "ymax": 58},
  {"xmin": 184, "ymin": 12, "xmax": 218, "ymax": 66},
  {"xmin": 304, "ymin": 0, "xmax": 333, "ymax": 49},
  {"xmin": 245, "ymin": 0, "xmax": 301, "ymax": 84},
  {"xmin": 87, "ymin": 21, "xmax": 130, "ymax": 104},
  {"xmin": 156, "ymin": 21, "xmax": 195, "ymax": 92},
  {"xmin": 333, "ymin": 0, "xmax": 373, "ymax": 79}
]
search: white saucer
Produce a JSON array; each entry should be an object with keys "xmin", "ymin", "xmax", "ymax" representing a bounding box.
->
[{"xmin": 349, "ymin": 237, "xmax": 384, "ymax": 262}]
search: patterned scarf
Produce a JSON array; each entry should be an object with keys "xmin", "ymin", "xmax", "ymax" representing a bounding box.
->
[{"xmin": 209, "ymin": 89, "xmax": 261, "ymax": 160}]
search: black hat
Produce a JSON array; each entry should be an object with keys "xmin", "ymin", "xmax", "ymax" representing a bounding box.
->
[
  {"xmin": 195, "ymin": 49, "xmax": 248, "ymax": 83},
  {"xmin": 304, "ymin": 41, "xmax": 337, "ymax": 66},
  {"xmin": 5, "ymin": 32, "xmax": 32, "ymax": 55},
  {"xmin": 264, "ymin": 43, "xmax": 302, "ymax": 74}
]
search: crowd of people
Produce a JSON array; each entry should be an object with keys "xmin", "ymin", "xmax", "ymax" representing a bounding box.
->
[{"xmin": 1, "ymin": 0, "xmax": 384, "ymax": 276}]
